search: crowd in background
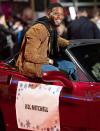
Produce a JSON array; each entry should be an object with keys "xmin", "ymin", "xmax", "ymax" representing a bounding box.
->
[
  {"xmin": 0, "ymin": 5, "xmax": 100, "ymax": 60},
  {"xmin": 0, "ymin": 7, "xmax": 34, "ymax": 59}
]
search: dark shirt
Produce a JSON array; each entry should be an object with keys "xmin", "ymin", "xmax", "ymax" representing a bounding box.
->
[{"xmin": 68, "ymin": 16, "xmax": 100, "ymax": 39}]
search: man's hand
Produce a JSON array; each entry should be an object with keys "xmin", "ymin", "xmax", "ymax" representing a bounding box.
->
[{"xmin": 49, "ymin": 59, "xmax": 54, "ymax": 65}]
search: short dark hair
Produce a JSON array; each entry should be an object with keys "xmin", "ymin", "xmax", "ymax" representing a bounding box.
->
[
  {"xmin": 78, "ymin": 8, "xmax": 87, "ymax": 13},
  {"xmin": 48, "ymin": 3, "xmax": 63, "ymax": 10}
]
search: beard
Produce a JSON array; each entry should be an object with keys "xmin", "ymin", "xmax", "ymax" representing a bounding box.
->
[
  {"xmin": 49, "ymin": 17, "xmax": 62, "ymax": 27},
  {"xmin": 54, "ymin": 19, "xmax": 62, "ymax": 26}
]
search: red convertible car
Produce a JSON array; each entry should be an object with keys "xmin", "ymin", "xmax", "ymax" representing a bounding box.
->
[{"xmin": 0, "ymin": 39, "xmax": 100, "ymax": 131}]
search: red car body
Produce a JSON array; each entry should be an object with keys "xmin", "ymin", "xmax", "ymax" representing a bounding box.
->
[
  {"xmin": 0, "ymin": 61, "xmax": 100, "ymax": 131},
  {"xmin": 0, "ymin": 39, "xmax": 100, "ymax": 131}
]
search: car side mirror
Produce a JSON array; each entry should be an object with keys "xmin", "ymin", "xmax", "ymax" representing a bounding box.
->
[{"xmin": 42, "ymin": 71, "xmax": 73, "ymax": 89}]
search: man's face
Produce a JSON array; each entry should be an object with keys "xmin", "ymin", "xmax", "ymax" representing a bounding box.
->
[{"xmin": 49, "ymin": 7, "xmax": 64, "ymax": 27}]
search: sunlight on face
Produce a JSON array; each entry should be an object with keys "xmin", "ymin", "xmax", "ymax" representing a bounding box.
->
[{"xmin": 49, "ymin": 7, "xmax": 64, "ymax": 26}]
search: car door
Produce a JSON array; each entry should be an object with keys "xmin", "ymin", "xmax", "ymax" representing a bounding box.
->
[{"xmin": 59, "ymin": 81, "xmax": 100, "ymax": 131}]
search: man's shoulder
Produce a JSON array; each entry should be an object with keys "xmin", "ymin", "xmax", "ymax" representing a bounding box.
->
[
  {"xmin": 31, "ymin": 22, "xmax": 47, "ymax": 29},
  {"xmin": 25, "ymin": 16, "xmax": 50, "ymax": 35},
  {"xmin": 26, "ymin": 24, "xmax": 50, "ymax": 38},
  {"xmin": 69, "ymin": 19, "xmax": 80, "ymax": 28},
  {"xmin": 26, "ymin": 23, "xmax": 48, "ymax": 33}
]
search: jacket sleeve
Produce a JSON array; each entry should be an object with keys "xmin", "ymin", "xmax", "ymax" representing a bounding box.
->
[
  {"xmin": 24, "ymin": 24, "xmax": 49, "ymax": 64},
  {"xmin": 57, "ymin": 36, "xmax": 70, "ymax": 47}
]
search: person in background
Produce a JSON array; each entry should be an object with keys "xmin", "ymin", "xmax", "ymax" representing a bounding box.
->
[
  {"xmin": 0, "ymin": 11, "xmax": 16, "ymax": 57},
  {"xmin": 16, "ymin": 3, "xmax": 77, "ymax": 80},
  {"xmin": 21, "ymin": 7, "xmax": 34, "ymax": 26},
  {"xmin": 0, "ymin": 11, "xmax": 8, "ymax": 28},
  {"xmin": 91, "ymin": 9, "xmax": 100, "ymax": 30},
  {"xmin": 67, "ymin": 8, "xmax": 100, "ymax": 39},
  {"xmin": 17, "ymin": 7, "xmax": 34, "ymax": 49}
]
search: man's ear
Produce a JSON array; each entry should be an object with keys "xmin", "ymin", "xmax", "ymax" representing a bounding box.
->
[
  {"xmin": 47, "ymin": 10, "xmax": 53, "ymax": 16},
  {"xmin": 47, "ymin": 10, "xmax": 51, "ymax": 15},
  {"xmin": 49, "ymin": 12, "xmax": 55, "ymax": 18}
]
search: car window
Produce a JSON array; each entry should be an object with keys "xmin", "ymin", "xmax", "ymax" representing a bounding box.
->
[{"xmin": 70, "ymin": 43, "xmax": 100, "ymax": 82}]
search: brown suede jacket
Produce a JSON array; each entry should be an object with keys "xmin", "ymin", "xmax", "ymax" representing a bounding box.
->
[{"xmin": 16, "ymin": 23, "xmax": 70, "ymax": 77}]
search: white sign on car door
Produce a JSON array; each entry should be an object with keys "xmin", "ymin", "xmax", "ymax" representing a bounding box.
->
[{"xmin": 16, "ymin": 81, "xmax": 62, "ymax": 131}]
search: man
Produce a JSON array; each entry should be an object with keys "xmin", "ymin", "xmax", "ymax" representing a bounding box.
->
[
  {"xmin": 68, "ymin": 8, "xmax": 100, "ymax": 39},
  {"xmin": 16, "ymin": 3, "xmax": 76, "ymax": 79}
]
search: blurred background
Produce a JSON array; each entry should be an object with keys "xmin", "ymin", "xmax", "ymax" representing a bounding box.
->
[
  {"xmin": 0, "ymin": 0, "xmax": 100, "ymax": 61},
  {"xmin": 0, "ymin": 0, "xmax": 100, "ymax": 20}
]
